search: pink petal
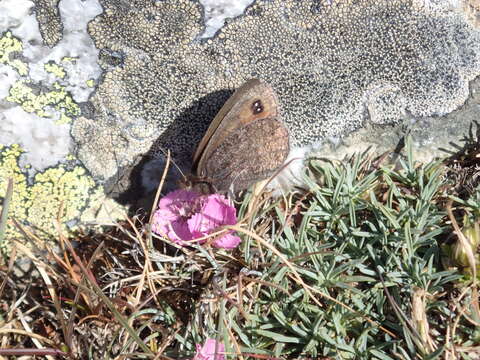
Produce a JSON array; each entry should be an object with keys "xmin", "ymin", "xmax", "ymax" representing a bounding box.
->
[
  {"xmin": 186, "ymin": 194, "xmax": 240, "ymax": 248},
  {"xmin": 158, "ymin": 189, "xmax": 201, "ymax": 210},
  {"xmin": 152, "ymin": 190, "xmax": 240, "ymax": 249},
  {"xmin": 152, "ymin": 214, "xmax": 193, "ymax": 244},
  {"xmin": 168, "ymin": 219, "xmax": 194, "ymax": 243},
  {"xmin": 151, "ymin": 209, "xmax": 177, "ymax": 237},
  {"xmin": 187, "ymin": 213, "xmax": 211, "ymax": 240},
  {"xmin": 213, "ymin": 233, "xmax": 241, "ymax": 250},
  {"xmin": 187, "ymin": 214, "xmax": 240, "ymax": 249},
  {"xmin": 193, "ymin": 339, "xmax": 225, "ymax": 360},
  {"xmin": 201, "ymin": 194, "xmax": 237, "ymax": 226},
  {"xmin": 152, "ymin": 190, "xmax": 203, "ymax": 244}
]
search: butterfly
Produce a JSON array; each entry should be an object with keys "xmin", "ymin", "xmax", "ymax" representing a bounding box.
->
[{"xmin": 190, "ymin": 79, "xmax": 290, "ymax": 194}]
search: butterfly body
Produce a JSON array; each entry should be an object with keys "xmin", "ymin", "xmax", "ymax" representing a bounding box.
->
[{"xmin": 192, "ymin": 79, "xmax": 289, "ymax": 194}]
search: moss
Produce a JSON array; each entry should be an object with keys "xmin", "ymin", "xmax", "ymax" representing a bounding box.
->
[{"xmin": 0, "ymin": 31, "xmax": 28, "ymax": 75}]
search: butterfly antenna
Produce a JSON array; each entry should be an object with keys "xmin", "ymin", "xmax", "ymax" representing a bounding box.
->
[{"xmin": 156, "ymin": 147, "xmax": 187, "ymax": 180}]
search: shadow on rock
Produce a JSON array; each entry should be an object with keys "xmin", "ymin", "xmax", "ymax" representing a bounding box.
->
[{"xmin": 104, "ymin": 88, "xmax": 234, "ymax": 215}]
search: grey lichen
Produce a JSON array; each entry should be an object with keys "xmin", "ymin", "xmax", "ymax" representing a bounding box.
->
[
  {"xmin": 32, "ymin": 0, "xmax": 63, "ymax": 47},
  {"xmin": 72, "ymin": 0, "xmax": 480, "ymax": 182}
]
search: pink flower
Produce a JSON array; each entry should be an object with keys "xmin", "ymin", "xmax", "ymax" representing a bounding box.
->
[
  {"xmin": 188, "ymin": 194, "xmax": 241, "ymax": 249},
  {"xmin": 151, "ymin": 189, "xmax": 202, "ymax": 244},
  {"xmin": 152, "ymin": 190, "xmax": 241, "ymax": 249},
  {"xmin": 193, "ymin": 339, "xmax": 225, "ymax": 360}
]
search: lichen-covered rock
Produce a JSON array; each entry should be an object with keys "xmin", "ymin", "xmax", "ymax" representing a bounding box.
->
[
  {"xmin": 0, "ymin": 32, "xmax": 29, "ymax": 75},
  {"xmin": 0, "ymin": 144, "xmax": 100, "ymax": 245},
  {"xmin": 0, "ymin": 1, "xmax": 121, "ymax": 243},
  {"xmin": 1, "ymin": 0, "xmax": 480, "ymax": 242},
  {"xmin": 199, "ymin": 0, "xmax": 255, "ymax": 38},
  {"xmin": 31, "ymin": 0, "xmax": 63, "ymax": 47},
  {"xmin": 462, "ymin": 0, "xmax": 480, "ymax": 27},
  {"xmin": 73, "ymin": 0, "xmax": 480, "ymax": 183}
]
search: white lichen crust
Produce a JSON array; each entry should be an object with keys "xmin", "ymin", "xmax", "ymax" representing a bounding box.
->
[{"xmin": 73, "ymin": 0, "xmax": 480, "ymax": 180}]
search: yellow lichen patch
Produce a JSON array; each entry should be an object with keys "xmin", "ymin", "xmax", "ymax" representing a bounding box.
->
[
  {"xmin": 0, "ymin": 31, "xmax": 28, "ymax": 76},
  {"xmin": 0, "ymin": 145, "xmax": 113, "ymax": 249},
  {"xmin": 27, "ymin": 165, "xmax": 97, "ymax": 236},
  {"xmin": 86, "ymin": 79, "xmax": 95, "ymax": 87},
  {"xmin": 44, "ymin": 62, "xmax": 66, "ymax": 79},
  {"xmin": 0, "ymin": 145, "xmax": 29, "ymax": 241},
  {"xmin": 6, "ymin": 80, "xmax": 80, "ymax": 123},
  {"xmin": 61, "ymin": 56, "xmax": 77, "ymax": 63}
]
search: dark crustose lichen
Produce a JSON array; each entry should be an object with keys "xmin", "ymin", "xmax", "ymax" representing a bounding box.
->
[
  {"xmin": 71, "ymin": 0, "xmax": 480, "ymax": 182},
  {"xmin": 32, "ymin": 0, "xmax": 63, "ymax": 47}
]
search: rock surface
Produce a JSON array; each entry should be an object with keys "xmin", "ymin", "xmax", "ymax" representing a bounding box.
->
[
  {"xmin": 0, "ymin": 0, "xmax": 479, "ymax": 241},
  {"xmin": 74, "ymin": 0, "xmax": 480, "ymax": 181}
]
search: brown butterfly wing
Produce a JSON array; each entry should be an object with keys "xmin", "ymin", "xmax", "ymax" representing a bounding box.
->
[
  {"xmin": 201, "ymin": 117, "xmax": 289, "ymax": 193},
  {"xmin": 193, "ymin": 79, "xmax": 278, "ymax": 174}
]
